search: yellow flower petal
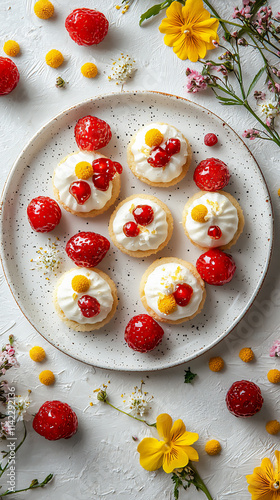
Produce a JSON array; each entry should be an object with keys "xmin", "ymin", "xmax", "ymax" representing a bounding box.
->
[
  {"xmin": 163, "ymin": 31, "xmax": 184, "ymax": 48},
  {"xmin": 173, "ymin": 36, "xmax": 202, "ymax": 62},
  {"xmin": 162, "ymin": 445, "xmax": 189, "ymax": 473},
  {"xmin": 192, "ymin": 18, "xmax": 219, "ymax": 43},
  {"xmin": 183, "ymin": 445, "xmax": 199, "ymax": 462},
  {"xmin": 260, "ymin": 458, "xmax": 275, "ymax": 483},
  {"xmin": 170, "ymin": 419, "xmax": 199, "ymax": 447},
  {"xmin": 275, "ymin": 450, "xmax": 280, "ymax": 478},
  {"xmin": 137, "ymin": 437, "xmax": 165, "ymax": 471},
  {"xmin": 165, "ymin": 1, "xmax": 184, "ymax": 24},
  {"xmin": 156, "ymin": 413, "xmax": 173, "ymax": 440},
  {"xmin": 182, "ymin": 0, "xmax": 210, "ymax": 24}
]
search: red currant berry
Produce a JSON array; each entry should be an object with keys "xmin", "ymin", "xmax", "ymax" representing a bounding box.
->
[
  {"xmin": 69, "ymin": 181, "xmax": 91, "ymax": 204},
  {"xmin": 208, "ymin": 225, "xmax": 222, "ymax": 239},
  {"xmin": 165, "ymin": 138, "xmax": 181, "ymax": 155},
  {"xmin": 132, "ymin": 205, "xmax": 154, "ymax": 226},
  {"xmin": 173, "ymin": 283, "xmax": 193, "ymax": 307},
  {"xmin": 92, "ymin": 174, "xmax": 109, "ymax": 191},
  {"xmin": 147, "ymin": 147, "xmax": 170, "ymax": 168},
  {"xmin": 123, "ymin": 221, "xmax": 140, "ymax": 237},
  {"xmin": 226, "ymin": 380, "xmax": 263, "ymax": 418},
  {"xmin": 204, "ymin": 133, "xmax": 218, "ymax": 146},
  {"xmin": 78, "ymin": 295, "xmax": 100, "ymax": 318}
]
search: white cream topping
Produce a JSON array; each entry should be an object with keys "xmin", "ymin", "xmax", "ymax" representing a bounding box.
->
[
  {"xmin": 112, "ymin": 197, "xmax": 168, "ymax": 251},
  {"xmin": 144, "ymin": 263, "xmax": 203, "ymax": 320},
  {"xmin": 57, "ymin": 269, "xmax": 113, "ymax": 324},
  {"xmin": 53, "ymin": 151, "xmax": 113, "ymax": 212},
  {"xmin": 131, "ymin": 123, "xmax": 188, "ymax": 182},
  {"xmin": 185, "ymin": 192, "xmax": 239, "ymax": 248}
]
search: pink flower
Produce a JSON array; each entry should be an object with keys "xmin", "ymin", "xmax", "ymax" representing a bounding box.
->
[
  {"xmin": 270, "ymin": 340, "xmax": 280, "ymax": 357},
  {"xmin": 242, "ymin": 129, "xmax": 260, "ymax": 140},
  {"xmin": 185, "ymin": 68, "xmax": 208, "ymax": 94}
]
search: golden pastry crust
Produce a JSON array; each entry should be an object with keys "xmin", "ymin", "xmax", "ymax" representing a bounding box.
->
[
  {"xmin": 108, "ymin": 194, "xmax": 174, "ymax": 258},
  {"xmin": 127, "ymin": 123, "xmax": 192, "ymax": 187},
  {"xmin": 52, "ymin": 151, "xmax": 121, "ymax": 218},
  {"xmin": 139, "ymin": 257, "xmax": 206, "ymax": 324},
  {"xmin": 182, "ymin": 190, "xmax": 245, "ymax": 251},
  {"xmin": 53, "ymin": 267, "xmax": 118, "ymax": 332}
]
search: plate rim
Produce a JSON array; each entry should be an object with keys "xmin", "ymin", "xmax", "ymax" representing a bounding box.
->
[{"xmin": 0, "ymin": 90, "xmax": 274, "ymax": 371}]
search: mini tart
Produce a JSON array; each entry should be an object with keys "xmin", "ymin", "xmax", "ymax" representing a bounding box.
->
[
  {"xmin": 52, "ymin": 151, "xmax": 121, "ymax": 218},
  {"xmin": 53, "ymin": 267, "xmax": 118, "ymax": 332},
  {"xmin": 139, "ymin": 257, "xmax": 206, "ymax": 324},
  {"xmin": 108, "ymin": 194, "xmax": 173, "ymax": 257},
  {"xmin": 182, "ymin": 190, "xmax": 245, "ymax": 251},
  {"xmin": 127, "ymin": 122, "xmax": 192, "ymax": 187}
]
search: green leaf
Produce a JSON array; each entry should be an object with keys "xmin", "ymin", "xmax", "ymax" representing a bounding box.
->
[
  {"xmin": 184, "ymin": 367, "xmax": 197, "ymax": 384},
  {"xmin": 247, "ymin": 66, "xmax": 266, "ymax": 97},
  {"xmin": 139, "ymin": 0, "xmax": 172, "ymax": 26}
]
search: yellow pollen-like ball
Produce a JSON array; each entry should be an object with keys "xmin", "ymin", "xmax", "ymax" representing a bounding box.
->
[
  {"xmin": 158, "ymin": 294, "xmax": 177, "ymax": 315},
  {"xmin": 239, "ymin": 347, "xmax": 254, "ymax": 363},
  {"xmin": 71, "ymin": 275, "xmax": 90, "ymax": 293},
  {"xmin": 267, "ymin": 369, "xmax": 280, "ymax": 384},
  {"xmin": 39, "ymin": 370, "xmax": 55, "ymax": 386},
  {"xmin": 145, "ymin": 129, "xmax": 164, "ymax": 148},
  {"xmin": 191, "ymin": 204, "xmax": 208, "ymax": 223},
  {"xmin": 45, "ymin": 49, "xmax": 64, "ymax": 68},
  {"xmin": 3, "ymin": 40, "xmax": 20, "ymax": 57},
  {"xmin": 81, "ymin": 63, "xmax": 98, "ymax": 78},
  {"xmin": 205, "ymin": 439, "xmax": 221, "ymax": 456},
  {"xmin": 209, "ymin": 356, "xmax": 224, "ymax": 372},
  {"xmin": 75, "ymin": 161, "xmax": 94, "ymax": 179},
  {"xmin": 278, "ymin": 188, "xmax": 280, "ymax": 197},
  {"xmin": 34, "ymin": 0, "xmax": 54, "ymax": 19},
  {"xmin": 29, "ymin": 346, "xmax": 46, "ymax": 362},
  {"xmin": 266, "ymin": 420, "xmax": 280, "ymax": 435}
]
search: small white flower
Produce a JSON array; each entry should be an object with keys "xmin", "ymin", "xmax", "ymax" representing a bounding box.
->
[
  {"xmin": 259, "ymin": 98, "xmax": 279, "ymax": 120},
  {"xmin": 108, "ymin": 54, "xmax": 136, "ymax": 85},
  {"xmin": 0, "ymin": 420, "xmax": 14, "ymax": 438},
  {"xmin": 30, "ymin": 239, "xmax": 62, "ymax": 277},
  {"xmin": 9, "ymin": 394, "xmax": 33, "ymax": 422},
  {"xmin": 123, "ymin": 385, "xmax": 153, "ymax": 417}
]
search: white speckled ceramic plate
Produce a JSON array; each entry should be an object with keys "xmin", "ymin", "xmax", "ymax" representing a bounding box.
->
[{"xmin": 0, "ymin": 91, "xmax": 273, "ymax": 371}]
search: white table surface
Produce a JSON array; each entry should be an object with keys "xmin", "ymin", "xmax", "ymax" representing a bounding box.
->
[{"xmin": 0, "ymin": 1, "xmax": 280, "ymax": 499}]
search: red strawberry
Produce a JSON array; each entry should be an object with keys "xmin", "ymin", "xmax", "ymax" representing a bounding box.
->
[
  {"xmin": 0, "ymin": 57, "xmax": 20, "ymax": 96},
  {"xmin": 66, "ymin": 231, "xmax": 110, "ymax": 268},
  {"xmin": 75, "ymin": 116, "xmax": 112, "ymax": 151},
  {"xmin": 33, "ymin": 401, "xmax": 78, "ymax": 440},
  {"xmin": 92, "ymin": 158, "xmax": 123, "ymax": 191},
  {"xmin": 124, "ymin": 314, "xmax": 164, "ymax": 353},
  {"xmin": 65, "ymin": 8, "xmax": 109, "ymax": 46},
  {"xmin": 27, "ymin": 196, "xmax": 61, "ymax": 232},
  {"xmin": 193, "ymin": 158, "xmax": 230, "ymax": 191},
  {"xmin": 78, "ymin": 295, "xmax": 100, "ymax": 318},
  {"xmin": 204, "ymin": 133, "xmax": 218, "ymax": 146},
  {"xmin": 196, "ymin": 249, "xmax": 236, "ymax": 286},
  {"xmin": 69, "ymin": 181, "xmax": 91, "ymax": 204},
  {"xmin": 226, "ymin": 380, "xmax": 263, "ymax": 418}
]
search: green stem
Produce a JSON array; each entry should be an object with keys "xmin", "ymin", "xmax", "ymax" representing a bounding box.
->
[
  {"xmin": 0, "ymin": 424, "xmax": 27, "ymax": 479},
  {"xmin": 104, "ymin": 401, "xmax": 156, "ymax": 427},
  {"xmin": 0, "ymin": 474, "xmax": 53, "ymax": 496},
  {"xmin": 235, "ymin": 42, "xmax": 246, "ymax": 99},
  {"xmin": 243, "ymin": 100, "xmax": 280, "ymax": 145},
  {"xmin": 190, "ymin": 463, "xmax": 213, "ymax": 500},
  {"xmin": 203, "ymin": 0, "xmax": 232, "ymax": 38}
]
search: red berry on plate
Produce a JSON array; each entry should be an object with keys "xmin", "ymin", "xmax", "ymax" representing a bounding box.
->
[
  {"xmin": 33, "ymin": 401, "xmax": 78, "ymax": 440},
  {"xmin": 147, "ymin": 147, "xmax": 170, "ymax": 168},
  {"xmin": 226, "ymin": 380, "xmax": 263, "ymax": 418},
  {"xmin": 92, "ymin": 158, "xmax": 122, "ymax": 191},
  {"xmin": 0, "ymin": 57, "xmax": 20, "ymax": 96},
  {"xmin": 204, "ymin": 133, "xmax": 218, "ymax": 146},
  {"xmin": 133, "ymin": 205, "xmax": 154, "ymax": 226},
  {"xmin": 196, "ymin": 249, "xmax": 236, "ymax": 286},
  {"xmin": 193, "ymin": 158, "xmax": 230, "ymax": 191},
  {"xmin": 173, "ymin": 283, "xmax": 193, "ymax": 307},
  {"xmin": 27, "ymin": 196, "xmax": 61, "ymax": 232},
  {"xmin": 165, "ymin": 138, "xmax": 181, "ymax": 155},
  {"xmin": 208, "ymin": 225, "xmax": 222, "ymax": 240},
  {"xmin": 78, "ymin": 295, "xmax": 100, "ymax": 318},
  {"xmin": 66, "ymin": 231, "xmax": 110, "ymax": 268},
  {"xmin": 75, "ymin": 116, "xmax": 112, "ymax": 151},
  {"xmin": 93, "ymin": 173, "xmax": 110, "ymax": 191},
  {"xmin": 124, "ymin": 314, "xmax": 164, "ymax": 353},
  {"xmin": 65, "ymin": 8, "xmax": 109, "ymax": 46},
  {"xmin": 69, "ymin": 181, "xmax": 91, "ymax": 204},
  {"xmin": 123, "ymin": 221, "xmax": 140, "ymax": 237}
]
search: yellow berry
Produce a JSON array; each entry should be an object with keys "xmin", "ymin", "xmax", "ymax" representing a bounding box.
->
[
  {"xmin": 205, "ymin": 439, "xmax": 221, "ymax": 456},
  {"xmin": 75, "ymin": 161, "xmax": 94, "ymax": 180},
  {"xmin": 209, "ymin": 356, "xmax": 224, "ymax": 372},
  {"xmin": 239, "ymin": 347, "xmax": 254, "ymax": 363},
  {"xmin": 45, "ymin": 49, "xmax": 64, "ymax": 68},
  {"xmin": 71, "ymin": 275, "xmax": 90, "ymax": 293},
  {"xmin": 29, "ymin": 346, "xmax": 46, "ymax": 362},
  {"xmin": 158, "ymin": 294, "xmax": 177, "ymax": 315},
  {"xmin": 145, "ymin": 129, "xmax": 164, "ymax": 147},
  {"xmin": 191, "ymin": 204, "xmax": 208, "ymax": 223},
  {"xmin": 3, "ymin": 40, "xmax": 20, "ymax": 57},
  {"xmin": 266, "ymin": 420, "xmax": 280, "ymax": 435},
  {"xmin": 39, "ymin": 370, "xmax": 55, "ymax": 386},
  {"xmin": 34, "ymin": 0, "xmax": 54, "ymax": 19},
  {"xmin": 81, "ymin": 63, "xmax": 98, "ymax": 79},
  {"xmin": 267, "ymin": 369, "xmax": 280, "ymax": 384}
]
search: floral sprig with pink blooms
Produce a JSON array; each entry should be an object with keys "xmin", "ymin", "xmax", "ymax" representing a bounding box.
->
[{"xmin": 270, "ymin": 340, "xmax": 280, "ymax": 357}]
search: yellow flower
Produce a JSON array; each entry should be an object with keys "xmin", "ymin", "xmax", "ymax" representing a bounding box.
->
[
  {"xmin": 137, "ymin": 413, "xmax": 199, "ymax": 473},
  {"xmin": 159, "ymin": 0, "xmax": 219, "ymax": 62},
  {"xmin": 246, "ymin": 450, "xmax": 280, "ymax": 499}
]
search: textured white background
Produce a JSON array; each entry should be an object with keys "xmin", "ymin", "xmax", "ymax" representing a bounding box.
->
[{"xmin": 0, "ymin": 1, "xmax": 280, "ymax": 499}]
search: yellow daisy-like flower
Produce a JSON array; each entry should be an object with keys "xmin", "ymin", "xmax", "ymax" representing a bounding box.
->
[
  {"xmin": 159, "ymin": 0, "xmax": 219, "ymax": 62},
  {"xmin": 137, "ymin": 413, "xmax": 199, "ymax": 473},
  {"xmin": 246, "ymin": 451, "xmax": 280, "ymax": 500}
]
